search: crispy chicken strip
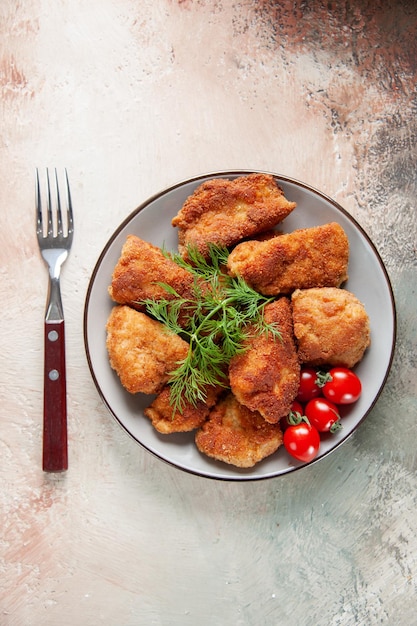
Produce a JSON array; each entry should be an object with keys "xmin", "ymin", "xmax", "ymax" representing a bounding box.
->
[
  {"xmin": 292, "ymin": 287, "xmax": 371, "ymax": 368},
  {"xmin": 108, "ymin": 235, "xmax": 200, "ymax": 325},
  {"xmin": 171, "ymin": 173, "xmax": 296, "ymax": 260},
  {"xmin": 106, "ymin": 305, "xmax": 189, "ymax": 395},
  {"xmin": 195, "ymin": 393, "xmax": 283, "ymax": 468},
  {"xmin": 229, "ymin": 298, "xmax": 300, "ymax": 424},
  {"xmin": 227, "ymin": 222, "xmax": 349, "ymax": 295},
  {"xmin": 144, "ymin": 385, "xmax": 223, "ymax": 434}
]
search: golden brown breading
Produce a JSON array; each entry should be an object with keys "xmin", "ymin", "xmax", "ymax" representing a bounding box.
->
[
  {"xmin": 195, "ymin": 393, "xmax": 283, "ymax": 468},
  {"xmin": 228, "ymin": 298, "xmax": 300, "ymax": 424},
  {"xmin": 171, "ymin": 173, "xmax": 296, "ymax": 260},
  {"xmin": 108, "ymin": 235, "xmax": 200, "ymax": 325},
  {"xmin": 106, "ymin": 305, "xmax": 189, "ymax": 394},
  {"xmin": 292, "ymin": 287, "xmax": 371, "ymax": 368},
  {"xmin": 227, "ymin": 222, "xmax": 349, "ymax": 295},
  {"xmin": 144, "ymin": 385, "xmax": 223, "ymax": 434}
]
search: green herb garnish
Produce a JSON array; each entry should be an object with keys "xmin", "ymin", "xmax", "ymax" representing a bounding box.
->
[{"xmin": 142, "ymin": 244, "xmax": 281, "ymax": 414}]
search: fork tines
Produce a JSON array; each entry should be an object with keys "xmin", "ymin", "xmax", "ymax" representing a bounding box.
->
[{"xmin": 36, "ymin": 168, "xmax": 73, "ymax": 242}]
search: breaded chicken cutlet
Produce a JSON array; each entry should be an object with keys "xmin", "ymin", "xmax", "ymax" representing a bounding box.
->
[
  {"xmin": 109, "ymin": 235, "xmax": 201, "ymax": 326},
  {"xmin": 195, "ymin": 393, "xmax": 283, "ymax": 468},
  {"xmin": 227, "ymin": 222, "xmax": 349, "ymax": 295},
  {"xmin": 106, "ymin": 305, "xmax": 189, "ymax": 394},
  {"xmin": 171, "ymin": 173, "xmax": 296, "ymax": 260},
  {"xmin": 144, "ymin": 384, "xmax": 223, "ymax": 434},
  {"xmin": 292, "ymin": 287, "xmax": 370, "ymax": 368},
  {"xmin": 229, "ymin": 298, "xmax": 300, "ymax": 424}
]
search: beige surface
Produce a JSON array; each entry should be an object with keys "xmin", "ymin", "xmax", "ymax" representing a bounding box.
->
[{"xmin": 1, "ymin": 1, "xmax": 416, "ymax": 625}]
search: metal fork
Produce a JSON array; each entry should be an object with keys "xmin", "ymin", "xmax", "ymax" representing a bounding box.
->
[{"xmin": 36, "ymin": 168, "xmax": 73, "ymax": 472}]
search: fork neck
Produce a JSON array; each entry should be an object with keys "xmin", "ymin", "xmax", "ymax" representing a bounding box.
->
[{"xmin": 45, "ymin": 276, "xmax": 64, "ymax": 322}]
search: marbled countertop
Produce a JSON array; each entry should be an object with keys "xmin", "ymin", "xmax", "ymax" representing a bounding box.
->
[{"xmin": 1, "ymin": 1, "xmax": 416, "ymax": 624}]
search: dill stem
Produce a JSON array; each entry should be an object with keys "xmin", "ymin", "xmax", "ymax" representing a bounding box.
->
[{"xmin": 192, "ymin": 295, "xmax": 235, "ymax": 339}]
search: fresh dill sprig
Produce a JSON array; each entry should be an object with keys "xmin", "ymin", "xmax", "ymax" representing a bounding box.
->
[
  {"xmin": 142, "ymin": 244, "xmax": 282, "ymax": 413},
  {"xmin": 163, "ymin": 243, "xmax": 229, "ymax": 279}
]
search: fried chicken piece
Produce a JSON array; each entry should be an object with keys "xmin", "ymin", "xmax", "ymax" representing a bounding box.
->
[
  {"xmin": 292, "ymin": 287, "xmax": 371, "ymax": 368},
  {"xmin": 227, "ymin": 222, "xmax": 349, "ymax": 295},
  {"xmin": 195, "ymin": 393, "xmax": 283, "ymax": 468},
  {"xmin": 106, "ymin": 305, "xmax": 189, "ymax": 394},
  {"xmin": 144, "ymin": 384, "xmax": 223, "ymax": 434},
  {"xmin": 108, "ymin": 235, "xmax": 200, "ymax": 325},
  {"xmin": 171, "ymin": 173, "xmax": 296, "ymax": 260},
  {"xmin": 229, "ymin": 298, "xmax": 300, "ymax": 424}
]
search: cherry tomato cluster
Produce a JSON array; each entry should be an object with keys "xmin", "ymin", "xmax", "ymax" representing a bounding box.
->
[{"xmin": 282, "ymin": 367, "xmax": 362, "ymax": 463}]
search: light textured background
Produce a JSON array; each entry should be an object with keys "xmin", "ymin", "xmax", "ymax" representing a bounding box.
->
[{"xmin": 1, "ymin": 1, "xmax": 416, "ymax": 625}]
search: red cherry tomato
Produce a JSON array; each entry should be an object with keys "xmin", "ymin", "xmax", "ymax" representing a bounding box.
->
[
  {"xmin": 283, "ymin": 422, "xmax": 320, "ymax": 462},
  {"xmin": 281, "ymin": 401, "xmax": 304, "ymax": 431},
  {"xmin": 322, "ymin": 367, "xmax": 362, "ymax": 404},
  {"xmin": 296, "ymin": 368, "xmax": 322, "ymax": 403},
  {"xmin": 305, "ymin": 398, "xmax": 342, "ymax": 433},
  {"xmin": 290, "ymin": 400, "xmax": 304, "ymax": 416}
]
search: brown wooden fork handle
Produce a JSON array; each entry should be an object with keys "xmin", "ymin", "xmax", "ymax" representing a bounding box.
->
[{"xmin": 42, "ymin": 319, "xmax": 68, "ymax": 472}]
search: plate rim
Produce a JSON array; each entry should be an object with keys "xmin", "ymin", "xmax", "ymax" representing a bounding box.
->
[{"xmin": 83, "ymin": 169, "xmax": 397, "ymax": 481}]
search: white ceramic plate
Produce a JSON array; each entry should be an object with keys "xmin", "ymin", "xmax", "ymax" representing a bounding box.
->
[{"xmin": 84, "ymin": 171, "xmax": 396, "ymax": 481}]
